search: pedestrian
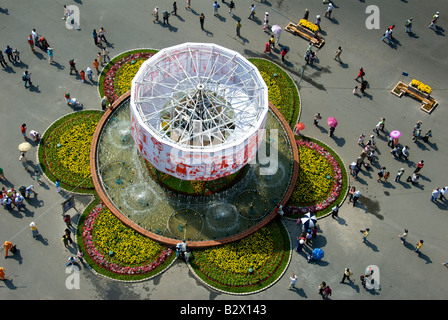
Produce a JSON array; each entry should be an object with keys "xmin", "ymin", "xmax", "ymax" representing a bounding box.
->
[
  {"xmin": 65, "ymin": 228, "xmax": 73, "ymax": 244},
  {"xmin": 63, "ymin": 214, "xmax": 72, "ymax": 228},
  {"xmin": 280, "ymin": 46, "xmax": 288, "ymax": 62},
  {"xmin": 199, "ymin": 13, "xmax": 205, "ymax": 31},
  {"xmin": 414, "ymin": 160, "xmax": 424, "ymax": 173},
  {"xmin": 331, "ymin": 205, "xmax": 339, "ymax": 218},
  {"xmin": 62, "ymin": 5, "xmax": 70, "ymax": 20},
  {"xmin": 15, "ymin": 192, "xmax": 24, "ymax": 211},
  {"xmin": 264, "ymin": 39, "xmax": 271, "ymax": 53},
  {"xmin": 77, "ymin": 250, "xmax": 85, "ymax": 264},
  {"xmin": 97, "ymin": 52, "xmax": 103, "ymax": 66},
  {"xmin": 62, "ymin": 234, "xmax": 70, "ymax": 248},
  {"xmin": 313, "ymin": 113, "xmax": 322, "ymax": 126},
  {"xmin": 352, "ymin": 190, "xmax": 361, "ymax": 207},
  {"xmin": 395, "ymin": 168, "xmax": 405, "ymax": 182},
  {"xmin": 428, "ymin": 16, "xmax": 437, "ymax": 30},
  {"xmin": 340, "ymin": 268, "xmax": 353, "ymax": 284},
  {"xmin": 377, "ymin": 167, "xmax": 385, "ymax": 182},
  {"xmin": 2, "ymin": 196, "xmax": 12, "ymax": 210},
  {"xmin": 102, "ymin": 47, "xmax": 110, "ymax": 63},
  {"xmin": 55, "ymin": 178, "xmax": 62, "ymax": 193},
  {"xmin": 229, "ymin": 1, "xmax": 235, "ymax": 16},
  {"xmin": 162, "ymin": 10, "xmax": 170, "ymax": 25},
  {"xmin": 93, "ymin": 59, "xmax": 100, "ymax": 75},
  {"xmin": 0, "ymin": 167, "xmax": 4, "ymax": 181},
  {"xmin": 20, "ymin": 123, "xmax": 28, "ymax": 141},
  {"xmin": 358, "ymin": 133, "xmax": 365, "ymax": 146},
  {"xmin": 439, "ymin": 187, "xmax": 447, "ymax": 201},
  {"xmin": 97, "ymin": 34, "xmax": 103, "ymax": 49},
  {"xmin": 322, "ymin": 285, "xmax": 332, "ymax": 299},
  {"xmin": 27, "ymin": 35, "xmax": 35, "ymax": 53},
  {"xmin": 296, "ymin": 235, "xmax": 304, "ymax": 253},
  {"xmin": 172, "ymin": 2, "xmax": 177, "ymax": 15},
  {"xmin": 0, "ymin": 267, "xmax": 5, "ymax": 281},
  {"xmin": 409, "ymin": 172, "xmax": 420, "ymax": 185},
  {"xmin": 405, "ymin": 18, "xmax": 413, "ymax": 33},
  {"xmin": 383, "ymin": 171, "xmax": 390, "ymax": 183},
  {"xmin": 101, "ymin": 96, "xmax": 109, "ymax": 110},
  {"xmin": 263, "ymin": 12, "xmax": 269, "ymax": 30},
  {"xmin": 47, "ymin": 47, "xmax": 54, "ymax": 64},
  {"xmin": 86, "ymin": 67, "xmax": 93, "ymax": 82},
  {"xmin": 25, "ymin": 185, "xmax": 38, "ymax": 198},
  {"xmin": 153, "ymin": 7, "xmax": 159, "ymax": 23},
  {"xmin": 66, "ymin": 256, "xmax": 76, "ymax": 267},
  {"xmin": 360, "ymin": 275, "xmax": 366, "ymax": 289},
  {"xmin": 185, "ymin": 0, "xmax": 191, "ymax": 10},
  {"xmin": 303, "ymin": 8, "xmax": 309, "ymax": 20},
  {"xmin": 92, "ymin": 29, "xmax": 98, "ymax": 46},
  {"xmin": 269, "ymin": 35, "xmax": 276, "ymax": 49},
  {"xmin": 431, "ymin": 188, "xmax": 440, "ymax": 202},
  {"xmin": 360, "ymin": 80, "xmax": 368, "ymax": 95},
  {"xmin": 99, "ymin": 27, "xmax": 108, "ymax": 43},
  {"xmin": 382, "ymin": 28, "xmax": 391, "ymax": 44},
  {"xmin": 248, "ymin": 4, "xmax": 256, "ymax": 20},
  {"xmin": 422, "ymin": 130, "xmax": 432, "ymax": 142},
  {"xmin": 30, "ymin": 222, "xmax": 39, "ymax": 239},
  {"xmin": 314, "ymin": 15, "xmax": 322, "ymax": 31},
  {"xmin": 311, "ymin": 225, "xmax": 318, "ymax": 239},
  {"xmin": 329, "ymin": 126, "xmax": 335, "ymax": 137},
  {"xmin": 305, "ymin": 229, "xmax": 312, "ymax": 245},
  {"xmin": 5, "ymin": 46, "xmax": 14, "ymax": 63},
  {"xmin": 80, "ymin": 70, "xmax": 86, "ymax": 83},
  {"xmin": 348, "ymin": 186, "xmax": 356, "ymax": 202},
  {"xmin": 318, "ymin": 281, "xmax": 326, "ymax": 296},
  {"xmin": 387, "ymin": 135, "xmax": 394, "ymax": 147},
  {"xmin": 3, "ymin": 241, "xmax": 13, "ymax": 258},
  {"xmin": 213, "ymin": 1, "xmax": 219, "ymax": 16},
  {"xmin": 398, "ymin": 229, "xmax": 408, "ymax": 244},
  {"xmin": 288, "ymin": 272, "xmax": 298, "ymax": 290},
  {"xmin": 390, "ymin": 146, "xmax": 400, "ymax": 158},
  {"xmin": 415, "ymin": 240, "xmax": 424, "ymax": 255},
  {"xmin": 12, "ymin": 48, "xmax": 21, "ymax": 63},
  {"xmin": 401, "ymin": 145, "xmax": 410, "ymax": 161},
  {"xmin": 69, "ymin": 59, "xmax": 78, "ymax": 74},
  {"xmin": 309, "ymin": 51, "xmax": 317, "ymax": 65},
  {"xmin": 34, "ymin": 170, "xmax": 42, "ymax": 185},
  {"xmin": 361, "ymin": 228, "xmax": 370, "ymax": 243},
  {"xmin": 334, "ymin": 46, "xmax": 342, "ymax": 62},
  {"xmin": 19, "ymin": 152, "xmax": 30, "ymax": 171},
  {"xmin": 22, "ymin": 71, "xmax": 32, "ymax": 88},
  {"xmin": 325, "ymin": 3, "xmax": 333, "ymax": 19},
  {"xmin": 355, "ymin": 67, "xmax": 364, "ymax": 82},
  {"xmin": 235, "ymin": 19, "xmax": 242, "ymax": 37}
]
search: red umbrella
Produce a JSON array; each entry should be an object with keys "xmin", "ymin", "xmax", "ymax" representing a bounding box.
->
[
  {"xmin": 327, "ymin": 117, "xmax": 338, "ymax": 128},
  {"xmin": 296, "ymin": 122, "xmax": 305, "ymax": 130}
]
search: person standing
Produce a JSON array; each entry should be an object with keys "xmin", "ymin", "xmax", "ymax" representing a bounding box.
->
[
  {"xmin": 2, "ymin": 196, "xmax": 12, "ymax": 210},
  {"xmin": 315, "ymin": 15, "xmax": 321, "ymax": 31},
  {"xmin": 63, "ymin": 214, "xmax": 72, "ymax": 228},
  {"xmin": 303, "ymin": 8, "xmax": 309, "ymax": 20},
  {"xmin": 69, "ymin": 59, "xmax": 78, "ymax": 75},
  {"xmin": 102, "ymin": 47, "xmax": 109, "ymax": 64},
  {"xmin": 99, "ymin": 27, "xmax": 108, "ymax": 44},
  {"xmin": 377, "ymin": 167, "xmax": 385, "ymax": 182},
  {"xmin": 395, "ymin": 168, "xmax": 405, "ymax": 182},
  {"xmin": 331, "ymin": 205, "xmax": 339, "ymax": 218},
  {"xmin": 296, "ymin": 236, "xmax": 305, "ymax": 253},
  {"xmin": 62, "ymin": 234, "xmax": 70, "ymax": 248},
  {"xmin": 235, "ymin": 19, "xmax": 242, "ymax": 37},
  {"xmin": 172, "ymin": 2, "xmax": 177, "ymax": 16},
  {"xmin": 340, "ymin": 268, "xmax": 353, "ymax": 284},
  {"xmin": 355, "ymin": 67, "xmax": 364, "ymax": 82},
  {"xmin": 213, "ymin": 1, "xmax": 219, "ymax": 16},
  {"xmin": 264, "ymin": 39, "xmax": 271, "ymax": 53},
  {"xmin": 93, "ymin": 59, "xmax": 100, "ymax": 75},
  {"xmin": 21, "ymin": 123, "xmax": 27, "ymax": 141},
  {"xmin": 313, "ymin": 113, "xmax": 322, "ymax": 126},
  {"xmin": 431, "ymin": 188, "xmax": 440, "ymax": 202},
  {"xmin": 0, "ymin": 51, "xmax": 8, "ymax": 68},
  {"xmin": 361, "ymin": 228, "xmax": 370, "ymax": 243},
  {"xmin": 80, "ymin": 70, "xmax": 86, "ymax": 83},
  {"xmin": 352, "ymin": 190, "xmax": 361, "ymax": 207},
  {"xmin": 318, "ymin": 281, "xmax": 326, "ymax": 296},
  {"xmin": 27, "ymin": 34, "xmax": 35, "ymax": 53},
  {"xmin": 288, "ymin": 272, "xmax": 298, "ymax": 290},
  {"xmin": 263, "ymin": 12, "xmax": 269, "ymax": 30},
  {"xmin": 86, "ymin": 67, "xmax": 93, "ymax": 82},
  {"xmin": 398, "ymin": 229, "xmax": 408, "ymax": 244},
  {"xmin": 47, "ymin": 47, "xmax": 54, "ymax": 64},
  {"xmin": 415, "ymin": 240, "xmax": 424, "ymax": 255},
  {"xmin": 405, "ymin": 18, "xmax": 413, "ymax": 33},
  {"xmin": 30, "ymin": 222, "xmax": 39, "ymax": 239},
  {"xmin": 280, "ymin": 46, "xmax": 288, "ymax": 62},
  {"xmin": 414, "ymin": 160, "xmax": 424, "ymax": 173},
  {"xmin": 334, "ymin": 46, "xmax": 342, "ymax": 62},
  {"xmin": 15, "ymin": 192, "xmax": 24, "ymax": 211},
  {"xmin": 77, "ymin": 250, "xmax": 85, "ymax": 264},
  {"xmin": 0, "ymin": 267, "xmax": 5, "ymax": 281},
  {"xmin": 2, "ymin": 241, "xmax": 13, "ymax": 258},
  {"xmin": 55, "ymin": 178, "xmax": 62, "ymax": 193},
  {"xmin": 153, "ymin": 7, "xmax": 159, "ymax": 23},
  {"xmin": 92, "ymin": 29, "xmax": 98, "ymax": 46},
  {"xmin": 199, "ymin": 13, "xmax": 205, "ymax": 31},
  {"xmin": 162, "ymin": 10, "xmax": 170, "ymax": 25}
]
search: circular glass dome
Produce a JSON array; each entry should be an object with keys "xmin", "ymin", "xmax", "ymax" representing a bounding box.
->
[{"xmin": 130, "ymin": 43, "xmax": 269, "ymax": 181}]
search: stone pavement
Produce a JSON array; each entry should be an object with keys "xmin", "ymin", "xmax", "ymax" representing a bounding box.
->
[{"xmin": 0, "ymin": 0, "xmax": 447, "ymax": 302}]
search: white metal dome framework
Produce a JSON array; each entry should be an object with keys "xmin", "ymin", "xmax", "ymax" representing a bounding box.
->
[{"xmin": 130, "ymin": 43, "xmax": 269, "ymax": 181}]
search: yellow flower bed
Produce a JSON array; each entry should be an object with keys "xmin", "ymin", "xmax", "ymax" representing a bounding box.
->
[
  {"xmin": 411, "ymin": 79, "xmax": 432, "ymax": 95},
  {"xmin": 114, "ymin": 59, "xmax": 145, "ymax": 97},
  {"xmin": 299, "ymin": 19, "xmax": 318, "ymax": 33},
  {"xmin": 259, "ymin": 71, "xmax": 282, "ymax": 108}
]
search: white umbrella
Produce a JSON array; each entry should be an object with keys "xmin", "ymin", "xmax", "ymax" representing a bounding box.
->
[
  {"xmin": 18, "ymin": 142, "xmax": 32, "ymax": 152},
  {"xmin": 301, "ymin": 212, "xmax": 317, "ymax": 229},
  {"xmin": 271, "ymin": 25, "xmax": 282, "ymax": 44}
]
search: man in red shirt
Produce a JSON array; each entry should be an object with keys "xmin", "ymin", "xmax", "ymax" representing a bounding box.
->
[
  {"xmin": 414, "ymin": 160, "xmax": 424, "ymax": 173},
  {"xmin": 21, "ymin": 123, "xmax": 27, "ymax": 141}
]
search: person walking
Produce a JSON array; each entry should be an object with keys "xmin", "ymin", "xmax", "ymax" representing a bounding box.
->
[
  {"xmin": 47, "ymin": 47, "xmax": 54, "ymax": 64},
  {"xmin": 329, "ymin": 125, "xmax": 335, "ymax": 137},
  {"xmin": 288, "ymin": 272, "xmax": 298, "ymax": 290},
  {"xmin": 69, "ymin": 59, "xmax": 78, "ymax": 75},
  {"xmin": 55, "ymin": 178, "xmax": 62, "ymax": 193},
  {"xmin": 15, "ymin": 192, "xmax": 24, "ymax": 211},
  {"xmin": 64, "ymin": 228, "xmax": 73, "ymax": 244},
  {"xmin": 331, "ymin": 205, "xmax": 339, "ymax": 218},
  {"xmin": 77, "ymin": 250, "xmax": 85, "ymax": 264},
  {"xmin": 86, "ymin": 67, "xmax": 93, "ymax": 82},
  {"xmin": 62, "ymin": 234, "xmax": 71, "ymax": 248},
  {"xmin": 383, "ymin": 171, "xmax": 390, "ymax": 183},
  {"xmin": 313, "ymin": 113, "xmax": 322, "ymax": 126},
  {"xmin": 30, "ymin": 222, "xmax": 39, "ymax": 239},
  {"xmin": 213, "ymin": 1, "xmax": 219, "ymax": 16},
  {"xmin": 172, "ymin": 2, "xmax": 177, "ymax": 16},
  {"xmin": 199, "ymin": 13, "xmax": 205, "ymax": 31},
  {"xmin": 5, "ymin": 46, "xmax": 14, "ymax": 63},
  {"xmin": 431, "ymin": 188, "xmax": 440, "ymax": 202},
  {"xmin": 263, "ymin": 12, "xmax": 269, "ymax": 30},
  {"xmin": 318, "ymin": 281, "xmax": 326, "ymax": 296},
  {"xmin": 2, "ymin": 241, "xmax": 13, "ymax": 258},
  {"xmin": 355, "ymin": 67, "xmax": 365, "ymax": 82},
  {"xmin": 400, "ymin": 145, "xmax": 410, "ymax": 161},
  {"xmin": 27, "ymin": 34, "xmax": 35, "ymax": 53},
  {"xmin": 92, "ymin": 29, "xmax": 99, "ymax": 46},
  {"xmin": 398, "ymin": 229, "xmax": 408, "ymax": 244},
  {"xmin": 248, "ymin": 4, "xmax": 256, "ymax": 20},
  {"xmin": 428, "ymin": 15, "xmax": 438, "ymax": 30},
  {"xmin": 63, "ymin": 214, "xmax": 72, "ymax": 228},
  {"xmin": 19, "ymin": 152, "xmax": 30, "ymax": 171},
  {"xmin": 22, "ymin": 71, "xmax": 33, "ymax": 88},
  {"xmin": 377, "ymin": 167, "xmax": 385, "ymax": 182},
  {"xmin": 415, "ymin": 240, "xmax": 424, "ymax": 255},
  {"xmin": 153, "ymin": 7, "xmax": 159, "ymax": 23},
  {"xmin": 280, "ymin": 46, "xmax": 288, "ymax": 62},
  {"xmin": 185, "ymin": 0, "xmax": 191, "ymax": 10},
  {"xmin": 264, "ymin": 39, "xmax": 271, "ymax": 53},
  {"xmin": 0, "ymin": 267, "xmax": 5, "ymax": 281},
  {"xmin": 414, "ymin": 160, "xmax": 424, "ymax": 173},
  {"xmin": 353, "ymin": 190, "xmax": 361, "ymax": 207},
  {"xmin": 80, "ymin": 70, "xmax": 86, "ymax": 83},
  {"xmin": 340, "ymin": 268, "xmax": 353, "ymax": 284},
  {"xmin": 0, "ymin": 51, "xmax": 8, "ymax": 69},
  {"xmin": 334, "ymin": 46, "xmax": 342, "ymax": 62},
  {"xmin": 395, "ymin": 168, "xmax": 405, "ymax": 182},
  {"xmin": 322, "ymin": 285, "xmax": 332, "ymax": 299},
  {"xmin": 325, "ymin": 3, "xmax": 333, "ymax": 19},
  {"xmin": 162, "ymin": 10, "xmax": 170, "ymax": 25},
  {"xmin": 315, "ymin": 15, "xmax": 321, "ymax": 31},
  {"xmin": 382, "ymin": 28, "xmax": 392, "ymax": 44},
  {"xmin": 361, "ymin": 228, "xmax": 370, "ymax": 243},
  {"xmin": 439, "ymin": 187, "xmax": 447, "ymax": 201},
  {"xmin": 99, "ymin": 27, "xmax": 108, "ymax": 44},
  {"xmin": 20, "ymin": 123, "xmax": 28, "ymax": 141},
  {"xmin": 405, "ymin": 18, "xmax": 413, "ymax": 33},
  {"xmin": 229, "ymin": 1, "xmax": 235, "ymax": 16},
  {"xmin": 93, "ymin": 59, "xmax": 100, "ymax": 75}
]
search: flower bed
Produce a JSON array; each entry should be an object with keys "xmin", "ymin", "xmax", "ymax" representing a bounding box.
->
[
  {"xmin": 38, "ymin": 110, "xmax": 103, "ymax": 192},
  {"xmin": 299, "ymin": 19, "xmax": 319, "ymax": 33},
  {"xmin": 81, "ymin": 201, "xmax": 174, "ymax": 280},
  {"xmin": 99, "ymin": 49, "xmax": 158, "ymax": 104},
  {"xmin": 286, "ymin": 137, "xmax": 346, "ymax": 218},
  {"xmin": 410, "ymin": 79, "xmax": 432, "ymax": 95},
  {"xmin": 248, "ymin": 59, "xmax": 300, "ymax": 127},
  {"xmin": 189, "ymin": 219, "xmax": 290, "ymax": 294}
]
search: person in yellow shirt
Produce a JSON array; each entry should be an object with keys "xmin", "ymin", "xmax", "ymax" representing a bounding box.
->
[
  {"xmin": 415, "ymin": 240, "xmax": 424, "ymax": 255},
  {"xmin": 361, "ymin": 228, "xmax": 369, "ymax": 243},
  {"xmin": 3, "ymin": 241, "xmax": 13, "ymax": 258}
]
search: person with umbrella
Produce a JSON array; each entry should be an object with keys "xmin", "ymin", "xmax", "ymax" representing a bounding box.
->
[
  {"xmin": 300, "ymin": 212, "xmax": 317, "ymax": 232},
  {"xmin": 328, "ymin": 117, "xmax": 338, "ymax": 137},
  {"xmin": 271, "ymin": 24, "xmax": 282, "ymax": 45}
]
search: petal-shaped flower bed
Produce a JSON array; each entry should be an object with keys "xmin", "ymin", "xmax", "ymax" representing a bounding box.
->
[
  {"xmin": 248, "ymin": 58, "xmax": 300, "ymax": 126},
  {"xmin": 285, "ymin": 137, "xmax": 347, "ymax": 218},
  {"xmin": 38, "ymin": 110, "xmax": 103, "ymax": 192},
  {"xmin": 189, "ymin": 219, "xmax": 291, "ymax": 294},
  {"xmin": 80, "ymin": 200, "xmax": 175, "ymax": 281},
  {"xmin": 100, "ymin": 49, "xmax": 158, "ymax": 104}
]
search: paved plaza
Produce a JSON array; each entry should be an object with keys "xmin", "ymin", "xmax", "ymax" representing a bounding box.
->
[{"xmin": 0, "ymin": 0, "xmax": 447, "ymax": 303}]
